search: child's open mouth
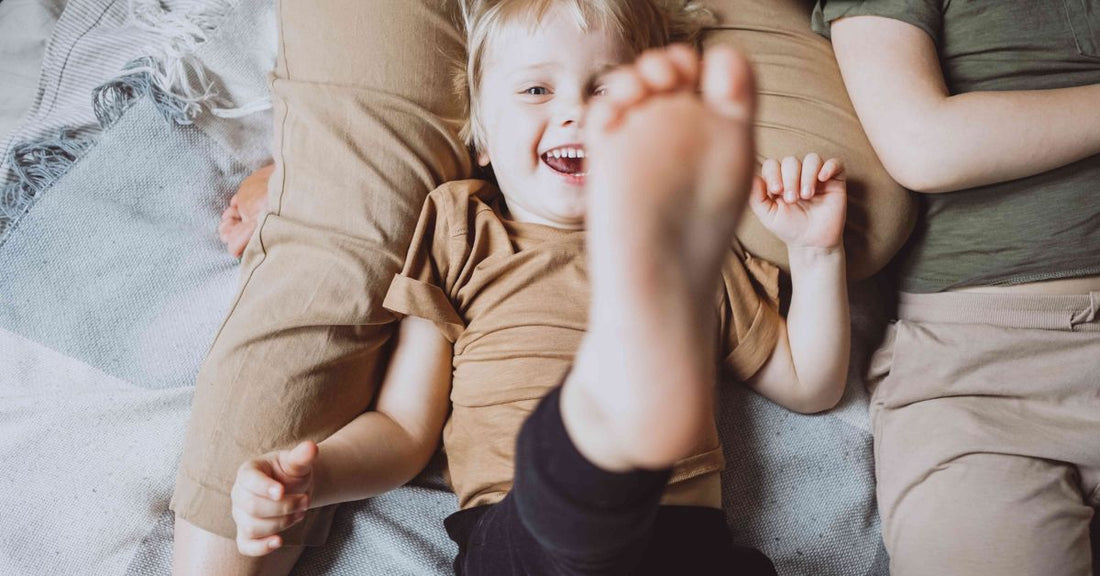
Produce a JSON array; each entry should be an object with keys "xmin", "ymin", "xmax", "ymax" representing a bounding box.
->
[{"xmin": 541, "ymin": 145, "xmax": 587, "ymax": 179}]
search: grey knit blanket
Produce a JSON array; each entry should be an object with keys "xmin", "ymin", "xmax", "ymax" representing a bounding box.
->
[{"xmin": 0, "ymin": 0, "xmax": 889, "ymax": 573}]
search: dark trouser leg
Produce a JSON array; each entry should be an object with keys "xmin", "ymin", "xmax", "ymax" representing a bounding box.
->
[{"xmin": 446, "ymin": 387, "xmax": 777, "ymax": 576}]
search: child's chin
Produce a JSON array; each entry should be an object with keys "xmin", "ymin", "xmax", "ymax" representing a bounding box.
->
[{"xmin": 546, "ymin": 208, "xmax": 586, "ymax": 228}]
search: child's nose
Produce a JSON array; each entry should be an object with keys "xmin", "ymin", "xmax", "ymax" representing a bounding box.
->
[
  {"xmin": 557, "ymin": 96, "xmax": 585, "ymax": 128},
  {"xmin": 559, "ymin": 107, "xmax": 586, "ymax": 131}
]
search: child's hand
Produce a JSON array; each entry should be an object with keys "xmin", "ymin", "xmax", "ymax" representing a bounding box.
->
[
  {"xmin": 749, "ymin": 154, "xmax": 846, "ymax": 250},
  {"xmin": 231, "ymin": 441, "xmax": 318, "ymax": 556},
  {"xmin": 219, "ymin": 163, "xmax": 272, "ymax": 258}
]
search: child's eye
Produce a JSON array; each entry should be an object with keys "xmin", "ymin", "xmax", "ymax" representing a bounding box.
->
[
  {"xmin": 523, "ymin": 86, "xmax": 550, "ymax": 96},
  {"xmin": 592, "ymin": 85, "xmax": 609, "ymax": 98}
]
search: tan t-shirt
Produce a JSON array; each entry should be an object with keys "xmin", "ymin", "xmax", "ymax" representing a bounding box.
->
[{"xmin": 383, "ymin": 180, "xmax": 781, "ymax": 509}]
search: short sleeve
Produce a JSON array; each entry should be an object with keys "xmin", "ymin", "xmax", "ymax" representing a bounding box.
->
[
  {"xmin": 812, "ymin": 0, "xmax": 942, "ymax": 45},
  {"xmin": 717, "ymin": 251, "xmax": 782, "ymax": 382},
  {"xmin": 382, "ymin": 185, "xmax": 467, "ymax": 342}
]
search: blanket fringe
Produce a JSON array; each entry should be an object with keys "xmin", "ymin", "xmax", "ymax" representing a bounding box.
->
[
  {"xmin": 125, "ymin": 0, "xmax": 236, "ymax": 117},
  {"xmin": 93, "ymin": 57, "xmax": 198, "ymax": 128},
  {"xmin": 0, "ymin": 131, "xmax": 96, "ymax": 238},
  {"xmin": 0, "ymin": 0, "xmax": 239, "ymax": 244}
]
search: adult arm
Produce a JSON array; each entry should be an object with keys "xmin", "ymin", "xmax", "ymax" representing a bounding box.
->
[{"xmin": 830, "ymin": 16, "xmax": 1100, "ymax": 193}]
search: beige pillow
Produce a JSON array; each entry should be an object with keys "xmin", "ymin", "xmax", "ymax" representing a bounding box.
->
[{"xmin": 704, "ymin": 0, "xmax": 914, "ymax": 279}]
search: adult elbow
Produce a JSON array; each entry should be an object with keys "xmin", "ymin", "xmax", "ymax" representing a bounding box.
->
[
  {"xmin": 885, "ymin": 161, "xmax": 958, "ymax": 194},
  {"xmin": 875, "ymin": 134, "xmax": 963, "ymax": 193}
]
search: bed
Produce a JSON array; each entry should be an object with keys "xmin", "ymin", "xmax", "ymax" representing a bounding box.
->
[{"xmin": 0, "ymin": 0, "xmax": 898, "ymax": 573}]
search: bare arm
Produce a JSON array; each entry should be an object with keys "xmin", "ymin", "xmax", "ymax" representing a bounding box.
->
[
  {"xmin": 310, "ymin": 316, "xmax": 452, "ymax": 508},
  {"xmin": 748, "ymin": 247, "xmax": 849, "ymax": 414},
  {"xmin": 746, "ymin": 156, "xmax": 849, "ymax": 414},
  {"xmin": 830, "ymin": 16, "xmax": 1100, "ymax": 194}
]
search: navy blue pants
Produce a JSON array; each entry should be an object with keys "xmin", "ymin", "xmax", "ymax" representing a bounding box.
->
[{"xmin": 445, "ymin": 387, "xmax": 777, "ymax": 576}]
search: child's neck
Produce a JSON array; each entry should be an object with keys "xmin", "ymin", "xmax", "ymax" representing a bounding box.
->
[{"xmin": 499, "ymin": 197, "xmax": 585, "ymax": 231}]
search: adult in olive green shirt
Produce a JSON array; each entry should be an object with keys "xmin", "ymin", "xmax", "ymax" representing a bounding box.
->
[{"xmin": 814, "ymin": 1, "xmax": 1100, "ymax": 575}]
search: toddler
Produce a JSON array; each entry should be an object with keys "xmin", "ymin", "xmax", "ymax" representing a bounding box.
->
[{"xmin": 230, "ymin": 1, "xmax": 850, "ymax": 573}]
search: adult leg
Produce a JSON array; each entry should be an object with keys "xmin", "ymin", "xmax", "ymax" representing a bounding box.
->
[
  {"xmin": 880, "ymin": 452, "xmax": 1093, "ymax": 576},
  {"xmin": 701, "ymin": 0, "xmax": 914, "ymax": 280},
  {"xmin": 172, "ymin": 0, "xmax": 470, "ymax": 573},
  {"xmin": 871, "ymin": 295, "xmax": 1100, "ymax": 575}
]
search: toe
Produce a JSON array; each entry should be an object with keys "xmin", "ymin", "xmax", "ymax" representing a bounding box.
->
[
  {"xmin": 603, "ymin": 67, "xmax": 648, "ymax": 110},
  {"xmin": 635, "ymin": 50, "xmax": 681, "ymax": 93},
  {"xmin": 590, "ymin": 66, "xmax": 652, "ymax": 132},
  {"xmin": 663, "ymin": 44, "xmax": 701, "ymax": 89},
  {"xmin": 700, "ymin": 46, "xmax": 756, "ymax": 122}
]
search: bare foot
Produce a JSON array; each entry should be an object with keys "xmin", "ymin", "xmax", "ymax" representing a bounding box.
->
[
  {"xmin": 561, "ymin": 45, "xmax": 757, "ymax": 471},
  {"xmin": 219, "ymin": 164, "xmax": 273, "ymax": 258}
]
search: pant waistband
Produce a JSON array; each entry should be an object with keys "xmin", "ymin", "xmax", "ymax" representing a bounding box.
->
[{"xmin": 897, "ymin": 291, "xmax": 1100, "ymax": 331}]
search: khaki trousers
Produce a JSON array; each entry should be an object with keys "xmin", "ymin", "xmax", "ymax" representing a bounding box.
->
[
  {"xmin": 172, "ymin": 0, "xmax": 912, "ymax": 545},
  {"xmin": 870, "ymin": 292, "xmax": 1100, "ymax": 575}
]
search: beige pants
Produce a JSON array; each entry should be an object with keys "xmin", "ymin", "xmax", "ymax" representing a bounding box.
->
[
  {"xmin": 171, "ymin": 0, "xmax": 913, "ymax": 545},
  {"xmin": 870, "ymin": 292, "xmax": 1100, "ymax": 575}
]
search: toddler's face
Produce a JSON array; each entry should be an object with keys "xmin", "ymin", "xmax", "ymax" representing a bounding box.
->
[{"xmin": 476, "ymin": 7, "xmax": 633, "ymax": 229}]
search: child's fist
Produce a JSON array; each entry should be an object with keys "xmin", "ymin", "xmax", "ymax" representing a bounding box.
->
[
  {"xmin": 231, "ymin": 441, "xmax": 318, "ymax": 556},
  {"xmin": 750, "ymin": 154, "xmax": 847, "ymax": 250},
  {"xmin": 219, "ymin": 163, "xmax": 272, "ymax": 258}
]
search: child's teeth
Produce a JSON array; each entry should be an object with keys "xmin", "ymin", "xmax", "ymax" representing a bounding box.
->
[{"xmin": 544, "ymin": 147, "xmax": 586, "ymax": 162}]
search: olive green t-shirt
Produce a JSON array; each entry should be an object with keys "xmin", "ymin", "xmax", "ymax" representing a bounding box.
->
[{"xmin": 813, "ymin": 0, "xmax": 1100, "ymax": 292}]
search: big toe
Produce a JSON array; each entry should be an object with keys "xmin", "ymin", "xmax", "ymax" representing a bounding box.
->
[{"xmin": 700, "ymin": 46, "xmax": 755, "ymax": 123}]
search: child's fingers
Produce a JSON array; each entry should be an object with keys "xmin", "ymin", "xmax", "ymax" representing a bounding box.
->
[
  {"xmin": 234, "ymin": 485, "xmax": 309, "ymax": 519},
  {"xmin": 235, "ymin": 511, "xmax": 305, "ymax": 542},
  {"xmin": 780, "ymin": 156, "xmax": 801, "ymax": 203},
  {"xmin": 761, "ymin": 159, "xmax": 782, "ymax": 195},
  {"xmin": 237, "ymin": 534, "xmax": 281, "ymax": 557},
  {"xmin": 237, "ymin": 461, "xmax": 285, "ymax": 500},
  {"xmin": 800, "ymin": 153, "xmax": 823, "ymax": 199},
  {"xmin": 232, "ymin": 487, "xmax": 308, "ymax": 555},
  {"xmin": 277, "ymin": 441, "xmax": 319, "ymax": 480},
  {"xmin": 749, "ymin": 176, "xmax": 773, "ymax": 216},
  {"xmin": 819, "ymin": 158, "xmax": 846, "ymax": 182},
  {"xmin": 228, "ymin": 227, "xmax": 251, "ymax": 258}
]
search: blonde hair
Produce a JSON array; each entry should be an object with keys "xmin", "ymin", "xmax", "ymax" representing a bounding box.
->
[{"xmin": 456, "ymin": 0, "xmax": 711, "ymax": 154}]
